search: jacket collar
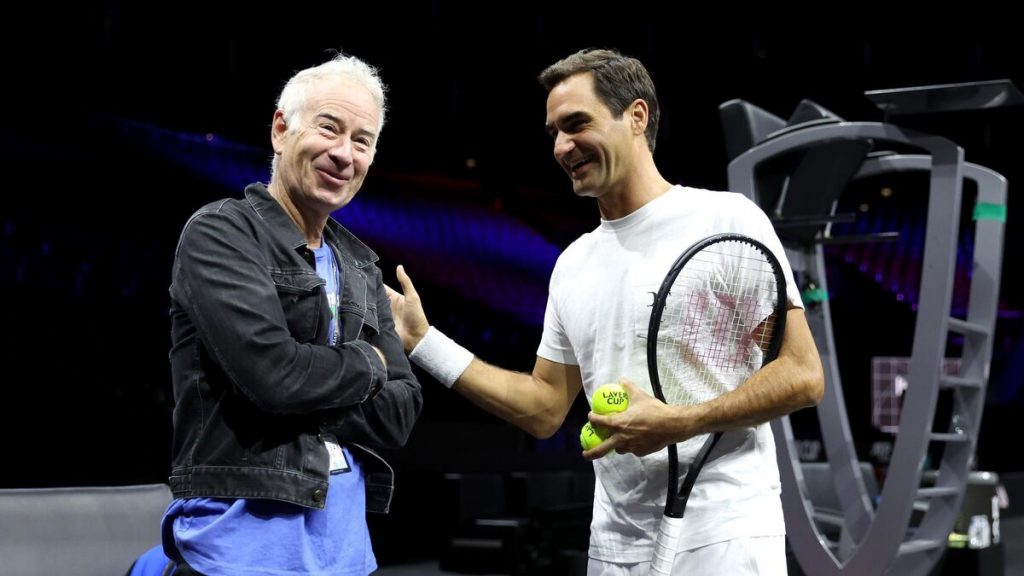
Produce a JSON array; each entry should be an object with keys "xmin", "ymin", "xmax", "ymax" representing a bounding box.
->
[{"xmin": 244, "ymin": 182, "xmax": 378, "ymax": 267}]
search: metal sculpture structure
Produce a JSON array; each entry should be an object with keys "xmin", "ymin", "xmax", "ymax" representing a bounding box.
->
[{"xmin": 721, "ymin": 81, "xmax": 1013, "ymax": 574}]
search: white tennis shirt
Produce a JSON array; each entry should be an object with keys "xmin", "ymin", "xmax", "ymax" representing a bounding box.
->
[{"xmin": 537, "ymin": 186, "xmax": 802, "ymax": 562}]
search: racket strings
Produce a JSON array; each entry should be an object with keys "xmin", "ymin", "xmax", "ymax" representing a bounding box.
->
[{"xmin": 655, "ymin": 241, "xmax": 780, "ymax": 407}]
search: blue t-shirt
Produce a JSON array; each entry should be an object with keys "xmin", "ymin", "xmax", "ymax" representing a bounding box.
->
[
  {"xmin": 128, "ymin": 544, "xmax": 173, "ymax": 576},
  {"xmin": 314, "ymin": 243, "xmax": 343, "ymax": 345},
  {"xmin": 161, "ymin": 243, "xmax": 374, "ymax": 575}
]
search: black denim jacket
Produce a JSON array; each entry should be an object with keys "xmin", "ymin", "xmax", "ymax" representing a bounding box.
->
[{"xmin": 167, "ymin": 183, "xmax": 422, "ymax": 511}]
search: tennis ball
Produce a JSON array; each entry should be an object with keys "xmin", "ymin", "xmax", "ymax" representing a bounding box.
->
[
  {"xmin": 579, "ymin": 422, "xmax": 606, "ymax": 451},
  {"xmin": 592, "ymin": 383, "xmax": 629, "ymax": 415}
]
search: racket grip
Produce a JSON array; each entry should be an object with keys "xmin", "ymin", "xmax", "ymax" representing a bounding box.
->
[{"xmin": 649, "ymin": 515, "xmax": 683, "ymax": 575}]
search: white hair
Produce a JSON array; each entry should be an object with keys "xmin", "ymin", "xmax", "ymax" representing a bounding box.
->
[{"xmin": 270, "ymin": 52, "xmax": 387, "ymax": 177}]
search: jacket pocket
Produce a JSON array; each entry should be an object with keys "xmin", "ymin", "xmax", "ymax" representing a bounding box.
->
[
  {"xmin": 340, "ymin": 268, "xmax": 380, "ymax": 340},
  {"xmin": 272, "ymin": 270, "xmax": 326, "ymax": 344},
  {"xmin": 362, "ymin": 300, "xmax": 380, "ymax": 336}
]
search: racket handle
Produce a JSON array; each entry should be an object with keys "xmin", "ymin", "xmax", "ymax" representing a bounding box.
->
[{"xmin": 649, "ymin": 515, "xmax": 683, "ymax": 575}]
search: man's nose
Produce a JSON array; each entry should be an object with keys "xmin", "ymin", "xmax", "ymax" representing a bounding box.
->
[
  {"xmin": 329, "ymin": 137, "xmax": 353, "ymax": 164},
  {"xmin": 553, "ymin": 132, "xmax": 574, "ymax": 159}
]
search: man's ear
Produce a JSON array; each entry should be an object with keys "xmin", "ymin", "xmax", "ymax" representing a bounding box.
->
[
  {"xmin": 629, "ymin": 99, "xmax": 649, "ymax": 136},
  {"xmin": 270, "ymin": 109, "xmax": 288, "ymax": 154}
]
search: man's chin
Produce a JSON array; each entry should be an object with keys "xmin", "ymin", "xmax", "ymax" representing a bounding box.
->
[
  {"xmin": 317, "ymin": 188, "xmax": 359, "ymax": 213},
  {"xmin": 571, "ymin": 182, "xmax": 599, "ymax": 198}
]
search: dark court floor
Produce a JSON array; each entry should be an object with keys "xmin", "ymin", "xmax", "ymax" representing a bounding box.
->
[{"xmin": 375, "ymin": 516, "xmax": 1024, "ymax": 576}]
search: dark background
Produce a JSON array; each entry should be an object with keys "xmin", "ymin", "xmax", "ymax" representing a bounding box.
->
[{"xmin": 3, "ymin": 3, "xmax": 1023, "ymax": 566}]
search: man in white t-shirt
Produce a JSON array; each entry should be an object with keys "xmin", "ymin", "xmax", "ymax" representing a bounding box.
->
[{"xmin": 386, "ymin": 48, "xmax": 824, "ymax": 576}]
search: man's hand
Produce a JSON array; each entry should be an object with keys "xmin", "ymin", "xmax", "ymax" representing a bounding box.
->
[
  {"xmin": 385, "ymin": 265, "xmax": 430, "ymax": 353},
  {"xmin": 583, "ymin": 379, "xmax": 691, "ymax": 459}
]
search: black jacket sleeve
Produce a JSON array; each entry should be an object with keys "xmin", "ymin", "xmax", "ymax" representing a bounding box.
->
[
  {"xmin": 172, "ymin": 210, "xmax": 386, "ymax": 414},
  {"xmin": 322, "ymin": 266, "xmax": 423, "ymax": 449}
]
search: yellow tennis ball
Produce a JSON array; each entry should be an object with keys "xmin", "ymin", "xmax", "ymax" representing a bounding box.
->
[
  {"xmin": 592, "ymin": 383, "xmax": 629, "ymax": 415},
  {"xmin": 579, "ymin": 422, "xmax": 606, "ymax": 451}
]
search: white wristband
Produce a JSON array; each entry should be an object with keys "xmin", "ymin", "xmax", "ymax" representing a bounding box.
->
[{"xmin": 408, "ymin": 326, "xmax": 474, "ymax": 388}]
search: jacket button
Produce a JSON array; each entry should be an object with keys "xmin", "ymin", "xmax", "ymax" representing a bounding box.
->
[{"xmin": 312, "ymin": 489, "xmax": 326, "ymax": 503}]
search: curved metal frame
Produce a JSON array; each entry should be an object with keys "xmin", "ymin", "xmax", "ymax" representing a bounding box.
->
[{"xmin": 728, "ymin": 122, "xmax": 1005, "ymax": 575}]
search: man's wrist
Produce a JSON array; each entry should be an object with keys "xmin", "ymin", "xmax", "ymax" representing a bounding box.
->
[
  {"xmin": 408, "ymin": 326, "xmax": 473, "ymax": 388},
  {"xmin": 407, "ymin": 329, "xmax": 429, "ymax": 352}
]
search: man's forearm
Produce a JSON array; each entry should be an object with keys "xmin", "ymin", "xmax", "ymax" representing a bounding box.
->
[{"xmin": 452, "ymin": 358, "xmax": 568, "ymax": 439}]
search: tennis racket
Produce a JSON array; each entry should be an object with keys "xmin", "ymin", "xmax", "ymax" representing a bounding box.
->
[{"xmin": 646, "ymin": 233, "xmax": 787, "ymax": 575}]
